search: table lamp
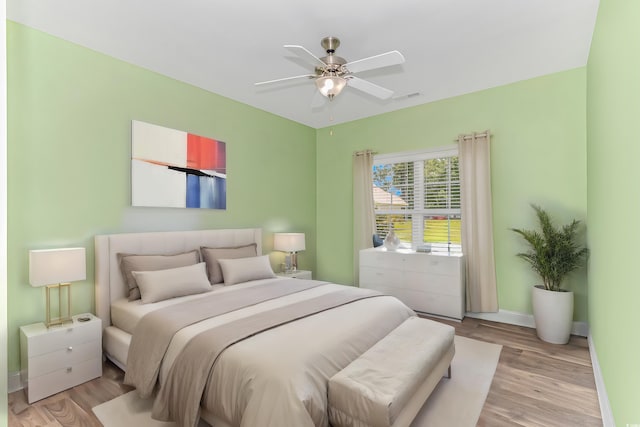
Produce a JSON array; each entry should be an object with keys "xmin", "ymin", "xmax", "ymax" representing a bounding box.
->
[
  {"xmin": 273, "ymin": 233, "xmax": 305, "ymax": 272},
  {"xmin": 29, "ymin": 247, "xmax": 86, "ymax": 328}
]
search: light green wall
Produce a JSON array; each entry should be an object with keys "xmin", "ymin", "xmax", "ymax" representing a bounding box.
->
[
  {"xmin": 6, "ymin": 22, "xmax": 317, "ymax": 373},
  {"xmin": 587, "ymin": 0, "xmax": 640, "ymax": 424},
  {"xmin": 316, "ymin": 69, "xmax": 588, "ymax": 320},
  {"xmin": 1, "ymin": 11, "xmax": 7, "ymax": 427}
]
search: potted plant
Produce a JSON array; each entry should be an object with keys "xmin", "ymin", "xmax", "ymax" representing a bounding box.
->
[{"xmin": 511, "ymin": 204, "xmax": 588, "ymax": 344}]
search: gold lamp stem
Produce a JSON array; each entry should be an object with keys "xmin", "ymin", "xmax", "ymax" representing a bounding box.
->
[{"xmin": 45, "ymin": 282, "xmax": 72, "ymax": 328}]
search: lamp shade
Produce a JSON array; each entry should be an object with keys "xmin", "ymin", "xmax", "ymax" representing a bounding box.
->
[
  {"xmin": 273, "ymin": 233, "xmax": 306, "ymax": 253},
  {"xmin": 316, "ymin": 75, "xmax": 347, "ymax": 99},
  {"xmin": 29, "ymin": 247, "xmax": 86, "ymax": 287}
]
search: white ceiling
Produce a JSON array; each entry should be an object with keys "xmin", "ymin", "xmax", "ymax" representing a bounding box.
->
[{"xmin": 8, "ymin": 0, "xmax": 599, "ymax": 129}]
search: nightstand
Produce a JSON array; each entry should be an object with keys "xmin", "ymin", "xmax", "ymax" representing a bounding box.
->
[
  {"xmin": 20, "ymin": 313, "xmax": 102, "ymax": 403},
  {"xmin": 277, "ymin": 270, "xmax": 312, "ymax": 280}
]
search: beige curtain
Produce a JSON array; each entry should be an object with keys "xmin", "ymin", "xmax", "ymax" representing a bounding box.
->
[
  {"xmin": 353, "ymin": 150, "xmax": 376, "ymax": 285},
  {"xmin": 458, "ymin": 131, "xmax": 498, "ymax": 312}
]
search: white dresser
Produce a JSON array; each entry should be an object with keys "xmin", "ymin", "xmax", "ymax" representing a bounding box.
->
[
  {"xmin": 20, "ymin": 313, "xmax": 102, "ymax": 403},
  {"xmin": 359, "ymin": 247, "xmax": 465, "ymax": 320}
]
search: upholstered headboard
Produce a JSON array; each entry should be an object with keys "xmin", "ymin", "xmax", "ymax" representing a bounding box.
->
[{"xmin": 94, "ymin": 228, "xmax": 262, "ymax": 328}]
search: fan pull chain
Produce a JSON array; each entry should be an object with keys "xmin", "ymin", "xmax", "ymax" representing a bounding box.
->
[
  {"xmin": 329, "ymin": 111, "xmax": 333, "ymax": 136},
  {"xmin": 328, "ymin": 99, "xmax": 335, "ymax": 136}
]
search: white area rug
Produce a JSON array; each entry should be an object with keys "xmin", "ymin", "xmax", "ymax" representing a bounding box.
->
[
  {"xmin": 93, "ymin": 335, "xmax": 501, "ymax": 427},
  {"xmin": 92, "ymin": 391, "xmax": 209, "ymax": 427},
  {"xmin": 411, "ymin": 335, "xmax": 502, "ymax": 426}
]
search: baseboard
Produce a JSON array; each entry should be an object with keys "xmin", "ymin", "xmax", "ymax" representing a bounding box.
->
[
  {"xmin": 8, "ymin": 370, "xmax": 22, "ymax": 393},
  {"xmin": 588, "ymin": 333, "xmax": 616, "ymax": 426},
  {"xmin": 465, "ymin": 309, "xmax": 589, "ymax": 337}
]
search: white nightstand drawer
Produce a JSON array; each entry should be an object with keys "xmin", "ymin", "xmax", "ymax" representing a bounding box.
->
[
  {"xmin": 28, "ymin": 340, "xmax": 101, "ymax": 379},
  {"xmin": 277, "ymin": 270, "xmax": 312, "ymax": 280},
  {"xmin": 26, "ymin": 357, "xmax": 102, "ymax": 403},
  {"xmin": 23, "ymin": 316, "xmax": 101, "ymax": 357}
]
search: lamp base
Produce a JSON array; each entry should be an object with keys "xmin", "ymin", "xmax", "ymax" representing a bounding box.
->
[
  {"xmin": 282, "ymin": 252, "xmax": 299, "ymax": 273},
  {"xmin": 45, "ymin": 283, "xmax": 72, "ymax": 328}
]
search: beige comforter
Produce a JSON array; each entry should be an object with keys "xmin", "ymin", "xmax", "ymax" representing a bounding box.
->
[
  {"xmin": 127, "ymin": 279, "xmax": 415, "ymax": 427},
  {"xmin": 125, "ymin": 279, "xmax": 327, "ymax": 397}
]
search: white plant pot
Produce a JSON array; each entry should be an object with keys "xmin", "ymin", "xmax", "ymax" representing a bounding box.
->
[{"xmin": 531, "ymin": 285, "xmax": 574, "ymax": 344}]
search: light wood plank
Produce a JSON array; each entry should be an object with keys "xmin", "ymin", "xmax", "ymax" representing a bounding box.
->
[{"xmin": 432, "ymin": 316, "xmax": 601, "ymax": 426}]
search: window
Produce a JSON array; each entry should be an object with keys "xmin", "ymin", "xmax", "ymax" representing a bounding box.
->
[{"xmin": 373, "ymin": 147, "xmax": 461, "ymax": 254}]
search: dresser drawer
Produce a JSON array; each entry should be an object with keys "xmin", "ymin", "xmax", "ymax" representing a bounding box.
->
[
  {"xmin": 360, "ymin": 266, "xmax": 461, "ymax": 297},
  {"xmin": 414, "ymin": 255, "xmax": 461, "ymax": 276},
  {"xmin": 362, "ymin": 282, "xmax": 464, "ymax": 320},
  {"xmin": 26, "ymin": 357, "xmax": 102, "ymax": 403},
  {"xmin": 360, "ymin": 249, "xmax": 462, "ymax": 276},
  {"xmin": 24, "ymin": 319, "xmax": 101, "ymax": 357},
  {"xmin": 27, "ymin": 340, "xmax": 101, "ymax": 379},
  {"xmin": 410, "ymin": 292, "xmax": 464, "ymax": 319}
]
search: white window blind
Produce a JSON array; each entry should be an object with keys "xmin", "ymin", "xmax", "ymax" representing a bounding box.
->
[{"xmin": 373, "ymin": 146, "xmax": 461, "ymax": 254}]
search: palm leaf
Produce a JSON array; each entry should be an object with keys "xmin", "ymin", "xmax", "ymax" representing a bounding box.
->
[{"xmin": 511, "ymin": 204, "xmax": 588, "ymax": 291}]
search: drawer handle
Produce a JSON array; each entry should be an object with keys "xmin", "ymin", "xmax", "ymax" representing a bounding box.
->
[
  {"xmin": 67, "ymin": 346, "xmax": 73, "ymax": 352},
  {"xmin": 66, "ymin": 367, "xmax": 72, "ymax": 373}
]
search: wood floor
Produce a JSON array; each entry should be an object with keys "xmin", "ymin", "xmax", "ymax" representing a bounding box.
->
[
  {"xmin": 434, "ymin": 317, "xmax": 602, "ymax": 427},
  {"xmin": 7, "ymin": 317, "xmax": 603, "ymax": 427}
]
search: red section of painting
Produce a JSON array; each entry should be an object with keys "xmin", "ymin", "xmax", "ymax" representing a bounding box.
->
[{"xmin": 187, "ymin": 134, "xmax": 226, "ymax": 172}]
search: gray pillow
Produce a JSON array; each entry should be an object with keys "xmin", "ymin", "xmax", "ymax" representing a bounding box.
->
[
  {"xmin": 200, "ymin": 243, "xmax": 257, "ymax": 284},
  {"xmin": 132, "ymin": 262, "xmax": 211, "ymax": 304},
  {"xmin": 218, "ymin": 255, "xmax": 276, "ymax": 286},
  {"xmin": 119, "ymin": 250, "xmax": 200, "ymax": 301}
]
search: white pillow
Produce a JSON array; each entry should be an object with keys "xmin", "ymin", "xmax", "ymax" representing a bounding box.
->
[
  {"xmin": 132, "ymin": 262, "xmax": 211, "ymax": 304},
  {"xmin": 218, "ymin": 255, "xmax": 277, "ymax": 286},
  {"xmin": 200, "ymin": 244, "xmax": 258, "ymax": 284}
]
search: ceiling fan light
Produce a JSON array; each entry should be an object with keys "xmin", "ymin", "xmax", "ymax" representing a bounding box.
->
[{"xmin": 316, "ymin": 75, "xmax": 347, "ymax": 100}]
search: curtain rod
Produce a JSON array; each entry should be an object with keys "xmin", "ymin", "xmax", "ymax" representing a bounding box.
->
[
  {"xmin": 453, "ymin": 131, "xmax": 491, "ymax": 142},
  {"xmin": 353, "ymin": 149, "xmax": 378, "ymax": 156}
]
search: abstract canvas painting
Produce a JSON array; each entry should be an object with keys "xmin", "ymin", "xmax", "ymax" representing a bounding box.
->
[{"xmin": 131, "ymin": 120, "xmax": 227, "ymax": 209}]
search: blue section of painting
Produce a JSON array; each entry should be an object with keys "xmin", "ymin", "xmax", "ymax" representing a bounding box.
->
[
  {"xmin": 214, "ymin": 177, "xmax": 226, "ymax": 209},
  {"xmin": 199, "ymin": 176, "xmax": 214, "ymax": 208},
  {"xmin": 186, "ymin": 174, "xmax": 200, "ymax": 208},
  {"xmin": 186, "ymin": 174, "xmax": 226, "ymax": 209}
]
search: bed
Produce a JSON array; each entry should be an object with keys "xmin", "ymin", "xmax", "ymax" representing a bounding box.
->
[{"xmin": 95, "ymin": 228, "xmax": 455, "ymax": 427}]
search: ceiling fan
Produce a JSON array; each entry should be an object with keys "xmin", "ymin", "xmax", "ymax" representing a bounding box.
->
[{"xmin": 255, "ymin": 36, "xmax": 405, "ymax": 104}]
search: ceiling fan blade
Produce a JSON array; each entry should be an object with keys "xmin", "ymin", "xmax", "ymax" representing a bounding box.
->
[
  {"xmin": 254, "ymin": 74, "xmax": 315, "ymax": 86},
  {"xmin": 345, "ymin": 51, "xmax": 405, "ymax": 74},
  {"xmin": 284, "ymin": 45, "xmax": 327, "ymax": 68},
  {"xmin": 346, "ymin": 76, "xmax": 394, "ymax": 99}
]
